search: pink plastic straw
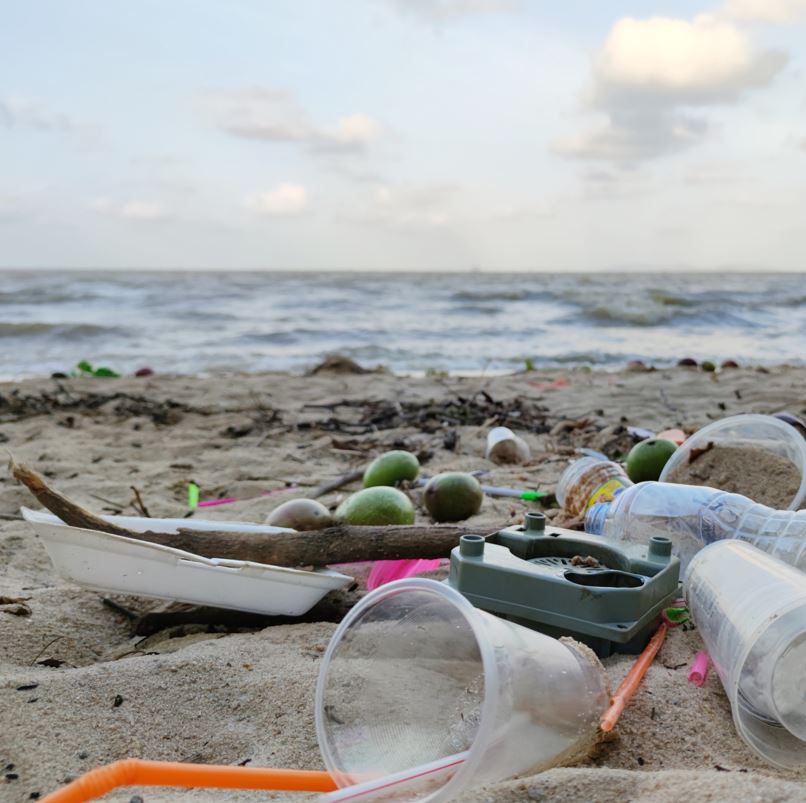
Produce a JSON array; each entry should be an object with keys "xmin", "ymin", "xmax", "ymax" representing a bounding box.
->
[
  {"xmin": 197, "ymin": 487, "xmax": 298, "ymax": 508},
  {"xmin": 367, "ymin": 559, "xmax": 443, "ymax": 590},
  {"xmin": 688, "ymin": 651, "xmax": 710, "ymax": 687}
]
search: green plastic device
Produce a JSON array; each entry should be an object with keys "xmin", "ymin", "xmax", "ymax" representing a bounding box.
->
[{"xmin": 447, "ymin": 512, "xmax": 680, "ymax": 657}]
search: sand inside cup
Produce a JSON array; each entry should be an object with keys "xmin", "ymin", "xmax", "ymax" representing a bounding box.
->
[{"xmin": 666, "ymin": 444, "xmax": 801, "ymax": 509}]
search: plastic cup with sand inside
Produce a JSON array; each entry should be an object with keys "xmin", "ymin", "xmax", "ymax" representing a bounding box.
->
[
  {"xmin": 314, "ymin": 577, "xmax": 608, "ymax": 802},
  {"xmin": 685, "ymin": 540, "xmax": 806, "ymax": 769},
  {"xmin": 659, "ymin": 414, "xmax": 806, "ymax": 511}
]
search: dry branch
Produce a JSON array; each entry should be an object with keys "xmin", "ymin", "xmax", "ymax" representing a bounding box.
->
[{"xmin": 10, "ymin": 458, "xmax": 497, "ymax": 567}]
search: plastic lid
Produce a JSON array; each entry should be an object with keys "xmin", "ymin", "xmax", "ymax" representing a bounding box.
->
[{"xmin": 659, "ymin": 414, "xmax": 806, "ymax": 511}]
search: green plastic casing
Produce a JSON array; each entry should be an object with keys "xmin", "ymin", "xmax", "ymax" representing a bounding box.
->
[{"xmin": 447, "ymin": 512, "xmax": 680, "ymax": 658}]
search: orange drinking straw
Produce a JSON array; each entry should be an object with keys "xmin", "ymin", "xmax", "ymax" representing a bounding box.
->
[
  {"xmin": 41, "ymin": 758, "xmax": 336, "ymax": 803},
  {"xmin": 599, "ymin": 621, "xmax": 668, "ymax": 733}
]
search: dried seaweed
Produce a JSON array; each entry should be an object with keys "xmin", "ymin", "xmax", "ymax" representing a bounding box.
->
[
  {"xmin": 298, "ymin": 392, "xmax": 551, "ymax": 435},
  {"xmin": 0, "ymin": 385, "xmax": 195, "ymax": 426}
]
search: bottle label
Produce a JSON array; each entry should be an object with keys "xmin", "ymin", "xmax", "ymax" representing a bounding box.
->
[{"xmin": 587, "ymin": 479, "xmax": 630, "ymax": 510}]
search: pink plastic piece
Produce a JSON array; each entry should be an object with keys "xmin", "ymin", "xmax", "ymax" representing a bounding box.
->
[
  {"xmin": 367, "ymin": 559, "xmax": 443, "ymax": 590},
  {"xmin": 688, "ymin": 650, "xmax": 710, "ymax": 687},
  {"xmin": 197, "ymin": 487, "xmax": 298, "ymax": 508},
  {"xmin": 526, "ymin": 377, "xmax": 570, "ymax": 391}
]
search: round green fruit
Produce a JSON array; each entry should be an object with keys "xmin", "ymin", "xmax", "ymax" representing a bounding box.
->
[
  {"xmin": 423, "ymin": 472, "xmax": 483, "ymax": 522},
  {"xmin": 363, "ymin": 450, "xmax": 420, "ymax": 488},
  {"xmin": 625, "ymin": 438, "xmax": 678, "ymax": 483},
  {"xmin": 335, "ymin": 486, "xmax": 416, "ymax": 526}
]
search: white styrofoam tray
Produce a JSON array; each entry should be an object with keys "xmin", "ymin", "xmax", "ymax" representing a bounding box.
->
[{"xmin": 21, "ymin": 507, "xmax": 353, "ymax": 616}]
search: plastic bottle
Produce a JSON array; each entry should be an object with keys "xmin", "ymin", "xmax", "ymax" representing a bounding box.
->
[
  {"xmin": 556, "ymin": 457, "xmax": 633, "ymax": 517},
  {"xmin": 586, "ymin": 481, "xmax": 806, "ymax": 571}
]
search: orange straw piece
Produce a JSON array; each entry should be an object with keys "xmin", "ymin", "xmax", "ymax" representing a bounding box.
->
[
  {"xmin": 599, "ymin": 621, "xmax": 668, "ymax": 733},
  {"xmin": 41, "ymin": 758, "xmax": 336, "ymax": 803}
]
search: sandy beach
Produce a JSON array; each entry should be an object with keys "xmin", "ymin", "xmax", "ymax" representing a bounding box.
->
[{"xmin": 3, "ymin": 364, "xmax": 806, "ymax": 803}]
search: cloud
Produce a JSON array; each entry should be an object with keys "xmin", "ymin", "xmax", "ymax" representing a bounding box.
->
[
  {"xmin": 92, "ymin": 198, "xmax": 169, "ymax": 221},
  {"xmin": 592, "ymin": 16, "xmax": 785, "ymax": 104},
  {"xmin": 244, "ymin": 184, "xmax": 308, "ymax": 216},
  {"xmin": 720, "ymin": 0, "xmax": 806, "ymax": 24},
  {"xmin": 390, "ymin": 0, "xmax": 516, "ymax": 22},
  {"xmin": 555, "ymin": 14, "xmax": 787, "ymax": 165},
  {"xmin": 344, "ymin": 183, "xmax": 459, "ymax": 230},
  {"xmin": 203, "ymin": 89, "xmax": 382, "ymax": 154},
  {"xmin": 0, "ymin": 96, "xmax": 100, "ymax": 143}
]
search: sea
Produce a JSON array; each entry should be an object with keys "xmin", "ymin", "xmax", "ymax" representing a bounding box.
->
[{"xmin": 1, "ymin": 270, "xmax": 804, "ymax": 379}]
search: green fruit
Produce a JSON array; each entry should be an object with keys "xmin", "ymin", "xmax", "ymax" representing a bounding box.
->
[
  {"xmin": 335, "ymin": 487, "xmax": 415, "ymax": 526},
  {"xmin": 625, "ymin": 438, "xmax": 678, "ymax": 483},
  {"xmin": 701, "ymin": 360, "xmax": 716, "ymax": 372},
  {"xmin": 423, "ymin": 472, "xmax": 483, "ymax": 522},
  {"xmin": 363, "ymin": 450, "xmax": 420, "ymax": 488},
  {"xmin": 265, "ymin": 499, "xmax": 333, "ymax": 531}
]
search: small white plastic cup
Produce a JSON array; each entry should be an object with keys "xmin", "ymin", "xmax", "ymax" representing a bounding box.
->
[
  {"xmin": 684, "ymin": 540, "xmax": 806, "ymax": 768},
  {"xmin": 485, "ymin": 426, "xmax": 531, "ymax": 465},
  {"xmin": 314, "ymin": 578, "xmax": 607, "ymax": 802},
  {"xmin": 660, "ymin": 414, "xmax": 806, "ymax": 510}
]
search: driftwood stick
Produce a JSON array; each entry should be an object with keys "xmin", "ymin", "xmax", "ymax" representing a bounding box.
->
[
  {"xmin": 311, "ymin": 468, "xmax": 364, "ymax": 498},
  {"xmin": 132, "ymin": 586, "xmax": 363, "ymax": 636},
  {"xmin": 10, "ymin": 458, "xmax": 134, "ymax": 537},
  {"xmin": 11, "ymin": 457, "xmax": 499, "ymax": 566},
  {"xmin": 168, "ymin": 523, "xmax": 480, "ymax": 564}
]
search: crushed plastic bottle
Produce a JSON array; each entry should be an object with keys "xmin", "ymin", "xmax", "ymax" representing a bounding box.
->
[{"xmin": 586, "ymin": 481, "xmax": 806, "ymax": 571}]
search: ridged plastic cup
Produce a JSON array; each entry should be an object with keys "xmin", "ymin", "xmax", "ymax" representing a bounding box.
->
[
  {"xmin": 314, "ymin": 578, "xmax": 608, "ymax": 802},
  {"xmin": 660, "ymin": 414, "xmax": 806, "ymax": 510},
  {"xmin": 684, "ymin": 540, "xmax": 806, "ymax": 768}
]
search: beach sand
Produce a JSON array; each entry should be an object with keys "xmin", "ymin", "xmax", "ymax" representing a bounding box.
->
[{"xmin": 2, "ymin": 365, "xmax": 806, "ymax": 802}]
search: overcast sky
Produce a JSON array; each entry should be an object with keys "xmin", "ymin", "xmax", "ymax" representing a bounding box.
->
[{"xmin": 2, "ymin": 0, "xmax": 806, "ymax": 271}]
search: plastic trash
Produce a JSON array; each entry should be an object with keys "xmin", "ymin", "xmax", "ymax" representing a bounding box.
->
[
  {"xmin": 585, "ymin": 481, "xmax": 806, "ymax": 572},
  {"xmin": 366, "ymin": 559, "xmax": 443, "ymax": 590},
  {"xmin": 685, "ymin": 540, "xmax": 806, "ymax": 768},
  {"xmin": 556, "ymin": 456, "xmax": 633, "ymax": 517},
  {"xmin": 485, "ymin": 426, "xmax": 531, "ymax": 465},
  {"xmin": 315, "ymin": 578, "xmax": 608, "ymax": 802},
  {"xmin": 659, "ymin": 413, "xmax": 806, "ymax": 511},
  {"xmin": 688, "ymin": 651, "xmax": 709, "ymax": 687},
  {"xmin": 22, "ymin": 508, "xmax": 352, "ymax": 616}
]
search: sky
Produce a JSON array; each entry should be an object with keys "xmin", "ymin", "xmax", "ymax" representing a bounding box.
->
[{"xmin": 2, "ymin": 0, "xmax": 806, "ymax": 272}]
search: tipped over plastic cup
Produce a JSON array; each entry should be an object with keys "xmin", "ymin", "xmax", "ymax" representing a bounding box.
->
[
  {"xmin": 685, "ymin": 540, "xmax": 806, "ymax": 768},
  {"xmin": 659, "ymin": 414, "xmax": 806, "ymax": 511},
  {"xmin": 314, "ymin": 578, "xmax": 608, "ymax": 802}
]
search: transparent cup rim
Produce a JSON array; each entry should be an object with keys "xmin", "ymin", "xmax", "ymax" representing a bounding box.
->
[
  {"xmin": 659, "ymin": 413, "xmax": 806, "ymax": 510},
  {"xmin": 314, "ymin": 578, "xmax": 500, "ymax": 802}
]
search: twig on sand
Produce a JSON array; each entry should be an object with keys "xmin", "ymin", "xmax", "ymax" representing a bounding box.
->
[
  {"xmin": 130, "ymin": 486, "xmax": 151, "ymax": 518},
  {"xmin": 102, "ymin": 597, "xmax": 139, "ymax": 620},
  {"xmin": 311, "ymin": 468, "xmax": 364, "ymax": 498}
]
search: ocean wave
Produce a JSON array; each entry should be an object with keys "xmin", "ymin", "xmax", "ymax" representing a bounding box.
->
[
  {"xmin": 0, "ymin": 322, "xmax": 123, "ymax": 339},
  {"xmin": 451, "ymin": 289, "xmax": 534, "ymax": 302}
]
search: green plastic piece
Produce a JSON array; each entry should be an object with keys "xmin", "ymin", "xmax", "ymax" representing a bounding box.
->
[
  {"xmin": 448, "ymin": 523, "xmax": 680, "ymax": 658},
  {"xmin": 187, "ymin": 482, "xmax": 200, "ymax": 511}
]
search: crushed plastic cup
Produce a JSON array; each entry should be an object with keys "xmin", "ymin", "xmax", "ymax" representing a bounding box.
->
[
  {"xmin": 556, "ymin": 456, "xmax": 632, "ymax": 517},
  {"xmin": 685, "ymin": 540, "xmax": 806, "ymax": 768},
  {"xmin": 659, "ymin": 413, "xmax": 806, "ymax": 510},
  {"xmin": 485, "ymin": 426, "xmax": 531, "ymax": 465},
  {"xmin": 314, "ymin": 577, "xmax": 608, "ymax": 802}
]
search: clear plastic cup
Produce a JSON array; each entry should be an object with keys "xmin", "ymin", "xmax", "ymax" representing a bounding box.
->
[
  {"xmin": 659, "ymin": 414, "xmax": 806, "ymax": 510},
  {"xmin": 684, "ymin": 540, "xmax": 806, "ymax": 768},
  {"xmin": 314, "ymin": 578, "xmax": 608, "ymax": 801}
]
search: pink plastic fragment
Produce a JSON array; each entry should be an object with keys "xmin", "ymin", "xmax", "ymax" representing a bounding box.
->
[
  {"xmin": 197, "ymin": 487, "xmax": 298, "ymax": 508},
  {"xmin": 367, "ymin": 559, "xmax": 443, "ymax": 590},
  {"xmin": 688, "ymin": 650, "xmax": 710, "ymax": 687}
]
